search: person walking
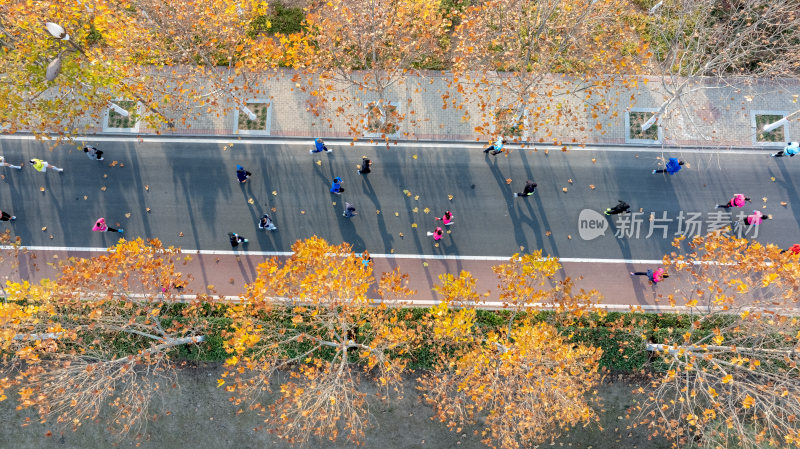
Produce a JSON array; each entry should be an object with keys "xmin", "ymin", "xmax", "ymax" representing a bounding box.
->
[
  {"xmin": 770, "ymin": 141, "xmax": 799, "ymax": 157},
  {"xmin": 311, "ymin": 138, "xmax": 332, "ymax": 154},
  {"xmin": 435, "ymin": 211, "xmax": 454, "ymax": 226},
  {"xmin": 30, "ymin": 158, "xmax": 63, "ymax": 173},
  {"xmin": 92, "ymin": 217, "xmax": 123, "ymax": 234},
  {"xmin": 630, "ymin": 268, "xmax": 669, "ymax": 285},
  {"xmin": 343, "ymin": 202, "xmax": 357, "ymax": 218},
  {"xmin": 236, "ymin": 165, "xmax": 251, "ymax": 183},
  {"xmin": 0, "ymin": 209, "xmax": 16, "ymax": 221},
  {"xmin": 483, "ymin": 137, "xmax": 507, "ymax": 155},
  {"xmin": 83, "ymin": 146, "xmax": 104, "ymax": 160},
  {"xmin": 513, "ymin": 180, "xmax": 537, "ymax": 198},
  {"xmin": 228, "ymin": 232, "xmax": 248, "ymax": 247},
  {"xmin": 330, "ymin": 176, "xmax": 344, "ymax": 194},
  {"xmin": 358, "ymin": 158, "xmax": 372, "ymax": 175},
  {"xmin": 427, "ymin": 226, "xmax": 444, "ymax": 242},
  {"xmin": 604, "ymin": 200, "xmax": 630, "ymax": 215},
  {"xmin": 715, "ymin": 193, "xmax": 750, "ymax": 209},
  {"xmin": 0, "ymin": 156, "xmax": 22, "ymax": 170},
  {"xmin": 652, "ymin": 157, "xmax": 684, "ymax": 175},
  {"xmin": 258, "ymin": 214, "xmax": 277, "ymax": 231}
]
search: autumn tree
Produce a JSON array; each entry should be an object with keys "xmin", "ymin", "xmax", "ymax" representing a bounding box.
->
[
  {"xmin": 632, "ymin": 233, "xmax": 800, "ymax": 448},
  {"xmin": 636, "ymin": 0, "xmax": 800, "ymax": 138},
  {"xmin": 0, "ymin": 238, "xmax": 211, "ymax": 436},
  {"xmin": 449, "ymin": 0, "xmax": 648, "ymax": 144},
  {"xmin": 221, "ymin": 236, "xmax": 416, "ymax": 445},
  {"xmin": 420, "ymin": 253, "xmax": 604, "ymax": 449},
  {"xmin": 0, "ymin": 0, "xmax": 278, "ymax": 139},
  {"xmin": 298, "ymin": 0, "xmax": 449, "ymax": 139}
]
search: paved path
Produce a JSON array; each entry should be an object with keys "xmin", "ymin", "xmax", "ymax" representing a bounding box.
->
[{"xmin": 0, "ymin": 135, "xmax": 796, "ymax": 308}]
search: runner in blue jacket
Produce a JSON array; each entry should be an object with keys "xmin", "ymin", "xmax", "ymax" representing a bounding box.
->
[{"xmin": 653, "ymin": 157, "xmax": 684, "ymax": 175}]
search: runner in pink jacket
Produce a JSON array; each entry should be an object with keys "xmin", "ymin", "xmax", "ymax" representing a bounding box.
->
[
  {"xmin": 427, "ymin": 227, "xmax": 444, "ymax": 241},
  {"xmin": 716, "ymin": 193, "xmax": 750, "ymax": 209},
  {"xmin": 744, "ymin": 210, "xmax": 772, "ymax": 226},
  {"xmin": 630, "ymin": 268, "xmax": 669, "ymax": 285},
  {"xmin": 435, "ymin": 211, "xmax": 454, "ymax": 226},
  {"xmin": 92, "ymin": 217, "xmax": 123, "ymax": 233}
]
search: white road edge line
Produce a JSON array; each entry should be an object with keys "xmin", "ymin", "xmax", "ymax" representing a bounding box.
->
[
  {"xmin": 0, "ymin": 245, "xmax": 663, "ymax": 264},
  {"xmin": 0, "ymin": 134, "xmax": 771, "ymax": 155}
]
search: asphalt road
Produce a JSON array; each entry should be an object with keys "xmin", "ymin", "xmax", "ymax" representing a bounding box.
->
[{"xmin": 0, "ymin": 137, "xmax": 792, "ymax": 258}]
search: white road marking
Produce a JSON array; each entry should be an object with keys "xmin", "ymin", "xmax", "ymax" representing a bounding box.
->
[
  {"xmin": 0, "ymin": 134, "xmax": 771, "ymax": 155},
  {"xmin": 0, "ymin": 244, "xmax": 663, "ymax": 264}
]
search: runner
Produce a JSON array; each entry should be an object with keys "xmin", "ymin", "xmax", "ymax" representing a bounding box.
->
[
  {"xmin": 83, "ymin": 146, "xmax": 104, "ymax": 160},
  {"xmin": 483, "ymin": 137, "xmax": 507, "ymax": 155},
  {"xmin": 310, "ymin": 138, "xmax": 332, "ymax": 154},
  {"xmin": 715, "ymin": 193, "xmax": 751, "ymax": 209},
  {"xmin": 30, "ymin": 158, "xmax": 63, "ymax": 173},
  {"xmin": 770, "ymin": 141, "xmax": 799, "ymax": 157},
  {"xmin": 228, "ymin": 232, "xmax": 248, "ymax": 247},
  {"xmin": 435, "ymin": 211, "xmax": 454, "ymax": 225},
  {"xmin": 258, "ymin": 214, "xmax": 277, "ymax": 231},
  {"xmin": 513, "ymin": 180, "xmax": 537, "ymax": 198},
  {"xmin": 92, "ymin": 217, "xmax": 123, "ymax": 234},
  {"xmin": 358, "ymin": 157, "xmax": 372, "ymax": 175},
  {"xmin": 630, "ymin": 268, "xmax": 669, "ymax": 285},
  {"xmin": 781, "ymin": 244, "xmax": 800, "ymax": 255},
  {"xmin": 741, "ymin": 210, "xmax": 772, "ymax": 227},
  {"xmin": 604, "ymin": 200, "xmax": 630, "ymax": 215},
  {"xmin": 0, "ymin": 209, "xmax": 16, "ymax": 221},
  {"xmin": 359, "ymin": 251, "xmax": 373, "ymax": 269},
  {"xmin": 236, "ymin": 165, "xmax": 251, "ymax": 183},
  {"xmin": 427, "ymin": 226, "xmax": 444, "ymax": 242},
  {"xmin": 0, "ymin": 156, "xmax": 22, "ymax": 170},
  {"xmin": 330, "ymin": 177, "xmax": 344, "ymax": 195},
  {"xmin": 343, "ymin": 202, "xmax": 357, "ymax": 218},
  {"xmin": 652, "ymin": 157, "xmax": 684, "ymax": 175}
]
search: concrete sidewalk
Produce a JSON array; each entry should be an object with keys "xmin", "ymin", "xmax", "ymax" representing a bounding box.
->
[{"xmin": 35, "ymin": 69, "xmax": 800, "ymax": 149}]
